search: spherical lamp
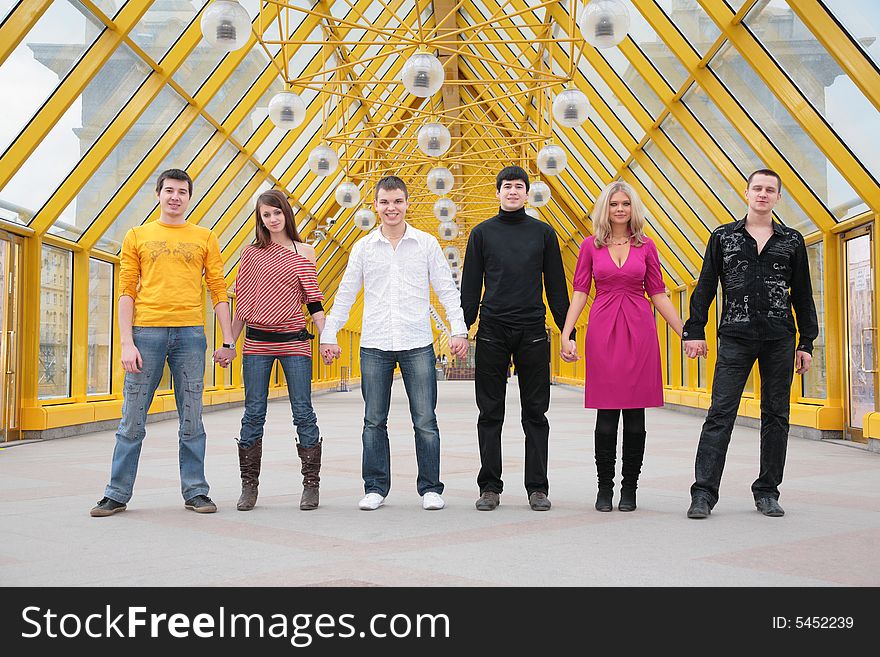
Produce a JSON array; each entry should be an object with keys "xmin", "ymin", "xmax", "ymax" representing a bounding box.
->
[
  {"xmin": 579, "ymin": 0, "xmax": 630, "ymax": 49},
  {"xmin": 200, "ymin": 0, "xmax": 251, "ymax": 52},
  {"xmin": 528, "ymin": 181, "xmax": 551, "ymax": 207},
  {"xmin": 443, "ymin": 245, "xmax": 461, "ymax": 268},
  {"xmin": 268, "ymin": 91, "xmax": 306, "ymax": 129},
  {"xmin": 552, "ymin": 89, "xmax": 590, "ymax": 128},
  {"xmin": 417, "ymin": 123, "xmax": 451, "ymax": 157},
  {"xmin": 354, "ymin": 208, "xmax": 376, "ymax": 231},
  {"xmin": 433, "ymin": 198, "xmax": 457, "ymax": 222},
  {"xmin": 307, "ymin": 145, "xmax": 338, "ymax": 176},
  {"xmin": 335, "ymin": 181, "xmax": 360, "ymax": 208},
  {"xmin": 426, "ymin": 166, "xmax": 455, "ymax": 194},
  {"xmin": 525, "ymin": 207, "xmax": 539, "ymax": 219},
  {"xmin": 437, "ymin": 221, "xmax": 459, "ymax": 241},
  {"xmin": 401, "ymin": 51, "xmax": 445, "ymax": 97},
  {"xmin": 536, "ymin": 144, "xmax": 567, "ymax": 176}
]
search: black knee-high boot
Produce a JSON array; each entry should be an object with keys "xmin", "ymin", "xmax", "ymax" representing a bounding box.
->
[
  {"xmin": 619, "ymin": 430, "xmax": 646, "ymax": 511},
  {"xmin": 594, "ymin": 429, "xmax": 617, "ymax": 512}
]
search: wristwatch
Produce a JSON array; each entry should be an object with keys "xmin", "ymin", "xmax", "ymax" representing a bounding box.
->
[{"xmin": 222, "ymin": 342, "xmax": 236, "ymax": 349}]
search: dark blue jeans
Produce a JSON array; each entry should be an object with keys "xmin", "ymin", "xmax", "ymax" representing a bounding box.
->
[
  {"xmin": 360, "ymin": 345, "xmax": 443, "ymax": 497},
  {"xmin": 691, "ymin": 334, "xmax": 796, "ymax": 507}
]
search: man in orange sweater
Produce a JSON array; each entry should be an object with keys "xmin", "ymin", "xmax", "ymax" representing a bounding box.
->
[{"xmin": 91, "ymin": 169, "xmax": 236, "ymax": 517}]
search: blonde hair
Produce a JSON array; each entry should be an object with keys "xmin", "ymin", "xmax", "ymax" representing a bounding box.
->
[{"xmin": 590, "ymin": 181, "xmax": 647, "ymax": 248}]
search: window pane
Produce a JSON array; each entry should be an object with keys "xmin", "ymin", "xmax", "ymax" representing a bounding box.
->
[
  {"xmin": 744, "ymin": 0, "xmax": 876, "ymax": 219},
  {"xmin": 87, "ymin": 258, "xmax": 112, "ymax": 394},
  {"xmin": 821, "ymin": 0, "xmax": 880, "ymax": 72},
  {"xmin": 654, "ymin": 0, "xmax": 722, "ymax": 56},
  {"xmin": 39, "ymin": 245, "xmax": 72, "ymax": 399},
  {"xmin": 802, "ymin": 242, "xmax": 826, "ymax": 399}
]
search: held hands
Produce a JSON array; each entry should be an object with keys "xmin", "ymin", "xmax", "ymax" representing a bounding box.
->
[
  {"xmin": 449, "ymin": 336, "xmax": 469, "ymax": 359},
  {"xmin": 212, "ymin": 346, "xmax": 236, "ymax": 368},
  {"xmin": 560, "ymin": 338, "xmax": 579, "ymax": 362},
  {"xmin": 795, "ymin": 350, "xmax": 812, "ymax": 375},
  {"xmin": 320, "ymin": 343, "xmax": 342, "ymax": 366},
  {"xmin": 683, "ymin": 339, "xmax": 708, "ymax": 359}
]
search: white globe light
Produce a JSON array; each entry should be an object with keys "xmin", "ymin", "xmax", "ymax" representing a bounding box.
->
[
  {"xmin": 525, "ymin": 207, "xmax": 539, "ymax": 219},
  {"xmin": 200, "ymin": 0, "xmax": 251, "ymax": 52},
  {"xmin": 536, "ymin": 144, "xmax": 567, "ymax": 176},
  {"xmin": 528, "ymin": 181, "xmax": 551, "ymax": 207},
  {"xmin": 268, "ymin": 91, "xmax": 306, "ymax": 130},
  {"xmin": 426, "ymin": 167, "xmax": 455, "ymax": 194},
  {"xmin": 401, "ymin": 51, "xmax": 445, "ymax": 97},
  {"xmin": 433, "ymin": 198, "xmax": 457, "ymax": 221},
  {"xmin": 354, "ymin": 208, "xmax": 376, "ymax": 231},
  {"xmin": 443, "ymin": 245, "xmax": 461, "ymax": 268},
  {"xmin": 335, "ymin": 181, "xmax": 360, "ymax": 208},
  {"xmin": 450, "ymin": 268, "xmax": 461, "ymax": 284},
  {"xmin": 552, "ymin": 89, "xmax": 590, "ymax": 128},
  {"xmin": 437, "ymin": 221, "xmax": 459, "ymax": 241},
  {"xmin": 579, "ymin": 0, "xmax": 631, "ymax": 49},
  {"xmin": 417, "ymin": 123, "xmax": 451, "ymax": 157},
  {"xmin": 307, "ymin": 145, "xmax": 338, "ymax": 176}
]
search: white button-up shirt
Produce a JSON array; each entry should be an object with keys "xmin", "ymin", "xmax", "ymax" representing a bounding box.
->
[{"xmin": 323, "ymin": 223, "xmax": 467, "ymax": 351}]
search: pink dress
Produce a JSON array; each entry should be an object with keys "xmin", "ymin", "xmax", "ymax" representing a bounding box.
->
[{"xmin": 572, "ymin": 236, "xmax": 666, "ymax": 409}]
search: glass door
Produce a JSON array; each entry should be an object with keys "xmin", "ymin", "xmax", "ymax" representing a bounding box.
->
[
  {"xmin": 843, "ymin": 225, "xmax": 877, "ymax": 442},
  {"xmin": 0, "ymin": 232, "xmax": 22, "ymax": 442}
]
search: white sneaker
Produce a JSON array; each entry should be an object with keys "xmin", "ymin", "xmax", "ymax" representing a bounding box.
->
[
  {"xmin": 358, "ymin": 493, "xmax": 385, "ymax": 510},
  {"xmin": 422, "ymin": 492, "xmax": 445, "ymax": 510}
]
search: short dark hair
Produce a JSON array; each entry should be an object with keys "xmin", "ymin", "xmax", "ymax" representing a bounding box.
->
[
  {"xmin": 495, "ymin": 165, "xmax": 529, "ymax": 191},
  {"xmin": 155, "ymin": 169, "xmax": 193, "ymax": 196},
  {"xmin": 747, "ymin": 168, "xmax": 782, "ymax": 192},
  {"xmin": 375, "ymin": 176, "xmax": 408, "ymax": 199}
]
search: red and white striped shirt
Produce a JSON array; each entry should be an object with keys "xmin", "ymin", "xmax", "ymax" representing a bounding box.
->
[{"xmin": 234, "ymin": 242, "xmax": 324, "ymax": 357}]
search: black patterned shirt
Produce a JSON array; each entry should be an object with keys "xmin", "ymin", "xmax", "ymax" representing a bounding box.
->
[{"xmin": 682, "ymin": 218, "xmax": 819, "ymax": 354}]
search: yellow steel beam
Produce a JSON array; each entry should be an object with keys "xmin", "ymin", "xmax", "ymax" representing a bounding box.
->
[{"xmin": 0, "ymin": 0, "xmax": 54, "ymax": 66}]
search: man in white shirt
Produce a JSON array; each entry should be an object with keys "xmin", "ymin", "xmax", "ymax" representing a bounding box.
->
[{"xmin": 321, "ymin": 176, "xmax": 469, "ymax": 511}]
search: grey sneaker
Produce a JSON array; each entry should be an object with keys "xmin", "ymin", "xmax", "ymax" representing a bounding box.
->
[
  {"xmin": 755, "ymin": 497, "xmax": 785, "ymax": 517},
  {"xmin": 528, "ymin": 491, "xmax": 551, "ymax": 511},
  {"xmin": 475, "ymin": 491, "xmax": 500, "ymax": 511},
  {"xmin": 687, "ymin": 497, "xmax": 711, "ymax": 519},
  {"xmin": 90, "ymin": 497, "xmax": 127, "ymax": 517},
  {"xmin": 184, "ymin": 495, "xmax": 217, "ymax": 514}
]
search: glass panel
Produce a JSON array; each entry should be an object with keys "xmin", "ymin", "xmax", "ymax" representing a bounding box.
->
[
  {"xmin": 654, "ymin": 0, "xmax": 722, "ymax": 56},
  {"xmin": 93, "ymin": 113, "xmax": 216, "ymax": 249},
  {"xmin": 219, "ymin": 193, "xmax": 262, "ymax": 250},
  {"xmin": 39, "ymin": 245, "xmax": 72, "ymax": 399},
  {"xmin": 576, "ymin": 55, "xmax": 644, "ymax": 145},
  {"xmin": 659, "ymin": 112, "xmax": 746, "ymax": 218},
  {"xmin": 201, "ymin": 160, "xmax": 258, "ymax": 232},
  {"xmin": 821, "ymin": 0, "xmax": 880, "ymax": 72},
  {"xmin": 682, "ymin": 84, "xmax": 817, "ymax": 235},
  {"xmin": 802, "ymin": 242, "xmax": 826, "ymax": 399},
  {"xmin": 87, "ymin": 258, "xmax": 112, "ymax": 394},
  {"xmin": 744, "ymin": 0, "xmax": 876, "ymax": 219},
  {"xmin": 0, "ymin": 0, "xmax": 105, "ymax": 153},
  {"xmin": 709, "ymin": 41, "xmax": 864, "ymax": 225},
  {"xmin": 845, "ymin": 234, "xmax": 874, "ymax": 429},
  {"xmin": 127, "ymin": 0, "xmax": 199, "ymax": 63}
]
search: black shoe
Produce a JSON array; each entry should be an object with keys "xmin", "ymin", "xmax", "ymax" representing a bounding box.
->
[
  {"xmin": 595, "ymin": 489, "xmax": 613, "ymax": 512},
  {"xmin": 184, "ymin": 495, "xmax": 218, "ymax": 514},
  {"xmin": 755, "ymin": 497, "xmax": 784, "ymax": 517},
  {"xmin": 528, "ymin": 491, "xmax": 551, "ymax": 511},
  {"xmin": 475, "ymin": 491, "xmax": 500, "ymax": 511},
  {"xmin": 687, "ymin": 497, "xmax": 711, "ymax": 519},
  {"xmin": 618, "ymin": 488, "xmax": 637, "ymax": 512},
  {"xmin": 90, "ymin": 497, "xmax": 126, "ymax": 517}
]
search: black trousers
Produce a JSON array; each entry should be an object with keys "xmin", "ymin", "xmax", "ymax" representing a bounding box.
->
[
  {"xmin": 691, "ymin": 334, "xmax": 796, "ymax": 507},
  {"xmin": 474, "ymin": 321, "xmax": 550, "ymax": 495}
]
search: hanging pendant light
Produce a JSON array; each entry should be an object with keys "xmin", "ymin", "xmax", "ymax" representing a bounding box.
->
[
  {"xmin": 579, "ymin": 0, "xmax": 631, "ymax": 49},
  {"xmin": 268, "ymin": 91, "xmax": 306, "ymax": 129},
  {"xmin": 354, "ymin": 208, "xmax": 376, "ymax": 231},
  {"xmin": 401, "ymin": 51, "xmax": 445, "ymax": 97},
  {"xmin": 536, "ymin": 144, "xmax": 567, "ymax": 176},
  {"xmin": 417, "ymin": 123, "xmax": 451, "ymax": 157},
  {"xmin": 443, "ymin": 245, "xmax": 461, "ymax": 268},
  {"xmin": 426, "ymin": 167, "xmax": 455, "ymax": 194},
  {"xmin": 200, "ymin": 0, "xmax": 251, "ymax": 52},
  {"xmin": 528, "ymin": 181, "xmax": 551, "ymax": 207},
  {"xmin": 335, "ymin": 182, "xmax": 360, "ymax": 208},
  {"xmin": 307, "ymin": 145, "xmax": 339, "ymax": 176},
  {"xmin": 552, "ymin": 89, "xmax": 590, "ymax": 128},
  {"xmin": 433, "ymin": 198, "xmax": 457, "ymax": 222},
  {"xmin": 437, "ymin": 221, "xmax": 459, "ymax": 241}
]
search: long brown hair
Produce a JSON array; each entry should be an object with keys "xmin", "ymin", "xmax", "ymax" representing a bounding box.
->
[{"xmin": 254, "ymin": 189, "xmax": 301, "ymax": 248}]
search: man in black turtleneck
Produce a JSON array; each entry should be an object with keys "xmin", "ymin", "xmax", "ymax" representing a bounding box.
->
[{"xmin": 461, "ymin": 166, "xmax": 573, "ymax": 512}]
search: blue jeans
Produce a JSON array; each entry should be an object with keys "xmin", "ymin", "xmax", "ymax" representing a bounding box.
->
[
  {"xmin": 360, "ymin": 345, "xmax": 443, "ymax": 497},
  {"xmin": 239, "ymin": 354, "xmax": 320, "ymax": 449},
  {"xmin": 105, "ymin": 326, "xmax": 208, "ymax": 504}
]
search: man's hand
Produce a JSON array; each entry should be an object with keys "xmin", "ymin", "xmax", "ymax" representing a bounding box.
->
[
  {"xmin": 320, "ymin": 343, "xmax": 342, "ymax": 366},
  {"xmin": 795, "ymin": 350, "xmax": 812, "ymax": 375},
  {"xmin": 121, "ymin": 343, "xmax": 143, "ymax": 374},
  {"xmin": 560, "ymin": 338, "xmax": 579, "ymax": 362},
  {"xmin": 213, "ymin": 346, "xmax": 236, "ymax": 368},
  {"xmin": 449, "ymin": 336, "xmax": 469, "ymax": 359},
  {"xmin": 683, "ymin": 339, "xmax": 708, "ymax": 359}
]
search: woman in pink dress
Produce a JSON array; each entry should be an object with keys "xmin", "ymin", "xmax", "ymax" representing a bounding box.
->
[{"xmin": 560, "ymin": 181, "xmax": 683, "ymax": 512}]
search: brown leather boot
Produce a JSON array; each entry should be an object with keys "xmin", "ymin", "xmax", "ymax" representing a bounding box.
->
[
  {"xmin": 297, "ymin": 441, "xmax": 321, "ymax": 510},
  {"xmin": 237, "ymin": 441, "xmax": 262, "ymax": 511}
]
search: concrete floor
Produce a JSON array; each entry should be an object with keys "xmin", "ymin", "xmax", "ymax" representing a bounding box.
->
[{"xmin": 1, "ymin": 379, "xmax": 878, "ymax": 587}]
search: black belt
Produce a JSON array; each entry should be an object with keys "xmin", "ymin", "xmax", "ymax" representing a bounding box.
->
[{"xmin": 246, "ymin": 327, "xmax": 315, "ymax": 342}]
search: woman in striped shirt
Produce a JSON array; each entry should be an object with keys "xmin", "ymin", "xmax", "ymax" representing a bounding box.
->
[{"xmin": 231, "ymin": 190, "xmax": 325, "ymax": 512}]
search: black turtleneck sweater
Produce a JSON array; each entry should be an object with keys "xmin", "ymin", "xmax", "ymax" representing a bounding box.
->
[{"xmin": 461, "ymin": 207, "xmax": 572, "ymax": 336}]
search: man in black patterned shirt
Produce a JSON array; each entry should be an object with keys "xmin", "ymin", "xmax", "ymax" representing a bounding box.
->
[{"xmin": 682, "ymin": 169, "xmax": 818, "ymax": 520}]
